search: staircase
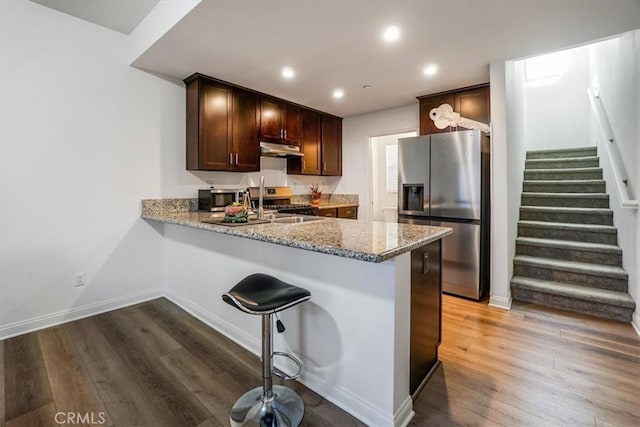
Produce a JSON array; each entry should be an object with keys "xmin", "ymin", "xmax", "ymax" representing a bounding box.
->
[{"xmin": 511, "ymin": 146, "xmax": 635, "ymax": 322}]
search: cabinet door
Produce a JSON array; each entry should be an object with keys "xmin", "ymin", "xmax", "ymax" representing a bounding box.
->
[
  {"xmin": 300, "ymin": 109, "xmax": 321, "ymax": 175},
  {"xmin": 199, "ymin": 80, "xmax": 232, "ymax": 170},
  {"xmin": 317, "ymin": 208, "xmax": 337, "ymax": 218},
  {"xmin": 454, "ymin": 85, "xmax": 490, "ymax": 126},
  {"xmin": 338, "ymin": 206, "xmax": 357, "ymax": 219},
  {"xmin": 260, "ymin": 98, "xmax": 283, "ymax": 143},
  {"xmin": 283, "ymin": 104, "xmax": 301, "ymax": 145},
  {"xmin": 321, "ymin": 115, "xmax": 342, "ymax": 176},
  {"xmin": 232, "ymin": 89, "xmax": 260, "ymax": 172},
  {"xmin": 410, "ymin": 240, "xmax": 442, "ymax": 396}
]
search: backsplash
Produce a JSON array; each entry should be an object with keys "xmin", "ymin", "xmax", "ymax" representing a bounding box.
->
[
  {"xmin": 141, "ymin": 198, "xmax": 197, "ymax": 215},
  {"xmin": 291, "ymin": 194, "xmax": 359, "ymax": 205}
]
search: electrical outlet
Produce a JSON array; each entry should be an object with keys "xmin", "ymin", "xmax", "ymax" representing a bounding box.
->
[{"xmin": 75, "ymin": 272, "xmax": 86, "ymax": 287}]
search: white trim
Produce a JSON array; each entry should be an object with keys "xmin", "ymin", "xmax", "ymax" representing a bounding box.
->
[
  {"xmin": 164, "ymin": 288, "xmax": 260, "ymax": 355},
  {"xmin": 489, "ymin": 295, "xmax": 513, "ymax": 310},
  {"xmin": 632, "ymin": 311, "xmax": 640, "ymax": 338},
  {"xmin": 393, "ymin": 395, "xmax": 415, "ymax": 427},
  {"xmin": 165, "ymin": 288, "xmax": 401, "ymax": 427},
  {"xmin": 298, "ymin": 368, "xmax": 394, "ymax": 427},
  {"xmin": 0, "ymin": 289, "xmax": 162, "ymax": 340}
]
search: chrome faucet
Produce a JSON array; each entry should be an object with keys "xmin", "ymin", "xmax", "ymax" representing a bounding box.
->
[{"xmin": 258, "ymin": 175, "xmax": 265, "ymax": 219}]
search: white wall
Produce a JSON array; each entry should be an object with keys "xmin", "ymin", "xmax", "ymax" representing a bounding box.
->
[
  {"xmin": 342, "ymin": 105, "xmax": 419, "ymax": 222},
  {"xmin": 0, "ymin": 0, "xmax": 183, "ymax": 337},
  {"xmin": 587, "ymin": 31, "xmax": 639, "ymax": 327},
  {"xmin": 524, "ymin": 47, "xmax": 592, "ymax": 150}
]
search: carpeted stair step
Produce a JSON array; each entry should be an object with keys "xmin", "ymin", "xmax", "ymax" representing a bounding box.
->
[
  {"xmin": 519, "ymin": 206, "xmax": 613, "ymax": 225},
  {"xmin": 525, "ymin": 156, "xmax": 599, "ymax": 170},
  {"xmin": 523, "ymin": 180, "xmax": 605, "ymax": 193},
  {"xmin": 524, "ymin": 167, "xmax": 603, "ymax": 181},
  {"xmin": 517, "ymin": 221, "xmax": 618, "ymax": 245},
  {"xmin": 510, "ymin": 276, "xmax": 634, "ymax": 322},
  {"xmin": 521, "ymin": 193, "xmax": 609, "ymax": 208},
  {"xmin": 526, "ymin": 146, "xmax": 597, "ymax": 160},
  {"xmin": 516, "ymin": 237, "xmax": 622, "ymax": 266},
  {"xmin": 513, "ymin": 255, "xmax": 628, "ymax": 292}
]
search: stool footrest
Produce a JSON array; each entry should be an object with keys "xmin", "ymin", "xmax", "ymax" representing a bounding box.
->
[{"xmin": 272, "ymin": 352, "xmax": 302, "ymax": 380}]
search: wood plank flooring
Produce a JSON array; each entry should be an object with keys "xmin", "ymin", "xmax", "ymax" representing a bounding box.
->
[
  {"xmin": 411, "ymin": 296, "xmax": 640, "ymax": 427},
  {"xmin": 2, "ymin": 296, "xmax": 639, "ymax": 426}
]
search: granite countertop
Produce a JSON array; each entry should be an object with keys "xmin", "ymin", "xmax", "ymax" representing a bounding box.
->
[{"xmin": 142, "ymin": 209, "xmax": 452, "ymax": 263}]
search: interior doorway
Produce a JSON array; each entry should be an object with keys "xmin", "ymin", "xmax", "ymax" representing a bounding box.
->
[{"xmin": 370, "ymin": 131, "xmax": 417, "ymax": 222}]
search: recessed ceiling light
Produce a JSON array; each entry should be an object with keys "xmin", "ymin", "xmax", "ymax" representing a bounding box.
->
[
  {"xmin": 281, "ymin": 67, "xmax": 295, "ymax": 78},
  {"xmin": 333, "ymin": 89, "xmax": 344, "ymax": 99},
  {"xmin": 423, "ymin": 64, "xmax": 438, "ymax": 76},
  {"xmin": 383, "ymin": 25, "xmax": 400, "ymax": 42}
]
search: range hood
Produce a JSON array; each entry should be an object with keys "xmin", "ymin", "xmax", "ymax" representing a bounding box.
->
[{"xmin": 260, "ymin": 142, "xmax": 304, "ymax": 158}]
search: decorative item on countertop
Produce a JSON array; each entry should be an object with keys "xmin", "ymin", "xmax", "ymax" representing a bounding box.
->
[
  {"xmin": 310, "ymin": 184, "xmax": 322, "ymax": 205},
  {"xmin": 224, "ymin": 202, "xmax": 248, "ymax": 223}
]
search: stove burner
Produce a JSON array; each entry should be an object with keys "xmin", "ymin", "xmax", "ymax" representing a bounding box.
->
[{"xmin": 267, "ymin": 203, "xmax": 313, "ymax": 211}]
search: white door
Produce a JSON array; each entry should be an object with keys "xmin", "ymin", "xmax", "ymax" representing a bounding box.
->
[{"xmin": 370, "ymin": 131, "xmax": 417, "ymax": 222}]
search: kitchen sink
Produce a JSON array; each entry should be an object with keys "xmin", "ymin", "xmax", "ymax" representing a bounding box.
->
[{"xmin": 270, "ymin": 216, "xmax": 324, "ymax": 224}]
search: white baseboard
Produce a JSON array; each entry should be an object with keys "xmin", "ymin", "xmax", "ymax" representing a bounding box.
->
[
  {"xmin": 632, "ymin": 311, "xmax": 640, "ymax": 338},
  {"xmin": 394, "ymin": 395, "xmax": 415, "ymax": 427},
  {"xmin": 163, "ymin": 289, "xmax": 261, "ymax": 356},
  {"xmin": 0, "ymin": 289, "xmax": 162, "ymax": 340},
  {"xmin": 297, "ymin": 368, "xmax": 394, "ymax": 427},
  {"xmin": 489, "ymin": 294, "xmax": 512, "ymax": 310},
  {"xmin": 165, "ymin": 288, "xmax": 401, "ymax": 427}
]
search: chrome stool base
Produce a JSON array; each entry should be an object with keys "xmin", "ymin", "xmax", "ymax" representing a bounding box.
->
[{"xmin": 229, "ymin": 385, "xmax": 304, "ymax": 427}]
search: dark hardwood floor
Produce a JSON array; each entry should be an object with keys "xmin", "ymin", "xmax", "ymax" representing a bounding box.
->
[{"xmin": 2, "ymin": 296, "xmax": 639, "ymax": 426}]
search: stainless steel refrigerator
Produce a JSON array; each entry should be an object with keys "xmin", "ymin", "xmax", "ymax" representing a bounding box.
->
[{"xmin": 398, "ymin": 130, "xmax": 490, "ymax": 300}]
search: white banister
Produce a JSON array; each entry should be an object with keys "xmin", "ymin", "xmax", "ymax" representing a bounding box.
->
[{"xmin": 587, "ymin": 87, "xmax": 638, "ymax": 209}]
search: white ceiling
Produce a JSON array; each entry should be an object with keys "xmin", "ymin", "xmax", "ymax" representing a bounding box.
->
[
  {"xmin": 131, "ymin": 0, "xmax": 640, "ymax": 117},
  {"xmin": 42, "ymin": 0, "xmax": 640, "ymax": 117},
  {"xmin": 30, "ymin": 0, "xmax": 159, "ymax": 34}
]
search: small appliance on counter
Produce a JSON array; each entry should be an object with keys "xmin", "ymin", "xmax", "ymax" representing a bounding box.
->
[{"xmin": 198, "ymin": 188, "xmax": 246, "ymax": 212}]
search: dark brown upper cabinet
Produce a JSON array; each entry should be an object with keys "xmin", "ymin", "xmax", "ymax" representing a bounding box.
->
[
  {"xmin": 321, "ymin": 114, "xmax": 342, "ymax": 176},
  {"xmin": 417, "ymin": 83, "xmax": 490, "ymax": 135},
  {"xmin": 184, "ymin": 73, "xmax": 341, "ymax": 174},
  {"xmin": 231, "ymin": 90, "xmax": 260, "ymax": 172},
  {"xmin": 287, "ymin": 111, "xmax": 342, "ymax": 176},
  {"xmin": 186, "ymin": 75, "xmax": 260, "ymax": 172},
  {"xmin": 287, "ymin": 109, "xmax": 321, "ymax": 175},
  {"xmin": 260, "ymin": 98, "xmax": 301, "ymax": 145}
]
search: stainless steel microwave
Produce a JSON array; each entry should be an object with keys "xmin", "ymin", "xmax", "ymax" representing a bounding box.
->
[{"xmin": 198, "ymin": 188, "xmax": 245, "ymax": 212}]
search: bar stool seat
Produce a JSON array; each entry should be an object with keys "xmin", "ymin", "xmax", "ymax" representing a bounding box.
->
[
  {"xmin": 223, "ymin": 273, "xmax": 311, "ymax": 427},
  {"xmin": 223, "ymin": 273, "xmax": 311, "ymax": 314}
]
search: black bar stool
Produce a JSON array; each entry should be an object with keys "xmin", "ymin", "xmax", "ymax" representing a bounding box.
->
[{"xmin": 223, "ymin": 273, "xmax": 311, "ymax": 427}]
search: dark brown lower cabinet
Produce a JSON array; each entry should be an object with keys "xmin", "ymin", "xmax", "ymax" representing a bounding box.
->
[
  {"xmin": 315, "ymin": 206, "xmax": 358, "ymax": 219},
  {"xmin": 410, "ymin": 240, "xmax": 442, "ymax": 397}
]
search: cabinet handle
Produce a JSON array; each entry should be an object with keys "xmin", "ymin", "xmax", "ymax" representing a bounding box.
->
[
  {"xmin": 280, "ymin": 129, "xmax": 283, "ymax": 139},
  {"xmin": 230, "ymin": 153, "xmax": 233, "ymax": 164},
  {"xmin": 323, "ymin": 162, "xmax": 327, "ymax": 172},
  {"xmin": 235, "ymin": 153, "xmax": 239, "ymax": 164},
  {"xmin": 303, "ymin": 160, "xmax": 306, "ymax": 170},
  {"xmin": 284, "ymin": 129, "xmax": 287, "ymax": 139},
  {"xmin": 422, "ymin": 252, "xmax": 430, "ymax": 275}
]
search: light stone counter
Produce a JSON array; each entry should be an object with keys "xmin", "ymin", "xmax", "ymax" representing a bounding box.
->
[
  {"xmin": 141, "ymin": 198, "xmax": 452, "ymax": 426},
  {"xmin": 142, "ymin": 209, "xmax": 451, "ymax": 263}
]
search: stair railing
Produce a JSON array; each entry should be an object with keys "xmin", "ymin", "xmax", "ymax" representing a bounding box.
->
[{"xmin": 587, "ymin": 87, "xmax": 638, "ymax": 209}]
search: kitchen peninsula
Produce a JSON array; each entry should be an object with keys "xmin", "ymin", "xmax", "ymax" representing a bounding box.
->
[{"xmin": 142, "ymin": 200, "xmax": 452, "ymax": 427}]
